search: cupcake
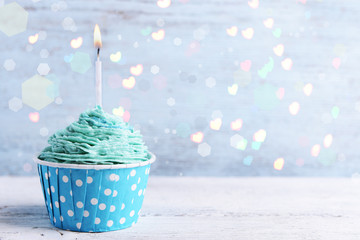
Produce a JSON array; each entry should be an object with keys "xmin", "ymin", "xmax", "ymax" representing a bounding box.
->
[{"xmin": 35, "ymin": 106, "xmax": 155, "ymax": 232}]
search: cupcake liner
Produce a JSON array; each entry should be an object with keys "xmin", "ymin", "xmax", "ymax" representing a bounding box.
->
[{"xmin": 36, "ymin": 153, "xmax": 155, "ymax": 232}]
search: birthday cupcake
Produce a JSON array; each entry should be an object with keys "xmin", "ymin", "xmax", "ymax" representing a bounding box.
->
[{"xmin": 35, "ymin": 106, "xmax": 155, "ymax": 232}]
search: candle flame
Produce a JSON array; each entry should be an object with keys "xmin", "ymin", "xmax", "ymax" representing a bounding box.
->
[{"xmin": 94, "ymin": 24, "xmax": 102, "ymax": 48}]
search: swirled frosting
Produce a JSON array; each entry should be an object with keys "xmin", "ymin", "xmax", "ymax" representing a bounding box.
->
[{"xmin": 38, "ymin": 106, "xmax": 150, "ymax": 165}]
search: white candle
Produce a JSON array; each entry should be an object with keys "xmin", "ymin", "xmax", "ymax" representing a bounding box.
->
[
  {"xmin": 94, "ymin": 24, "xmax": 102, "ymax": 107},
  {"xmin": 95, "ymin": 57, "xmax": 102, "ymax": 107}
]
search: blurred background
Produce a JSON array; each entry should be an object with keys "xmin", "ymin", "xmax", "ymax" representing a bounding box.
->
[{"xmin": 1, "ymin": 0, "xmax": 359, "ymax": 176}]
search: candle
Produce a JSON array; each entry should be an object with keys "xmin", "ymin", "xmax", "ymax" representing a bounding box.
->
[{"xmin": 94, "ymin": 24, "xmax": 102, "ymax": 107}]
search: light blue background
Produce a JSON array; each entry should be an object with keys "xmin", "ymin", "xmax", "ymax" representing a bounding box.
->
[{"xmin": 1, "ymin": 0, "xmax": 359, "ymax": 176}]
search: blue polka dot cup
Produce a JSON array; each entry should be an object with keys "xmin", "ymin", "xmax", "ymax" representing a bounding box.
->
[{"xmin": 35, "ymin": 153, "xmax": 156, "ymax": 232}]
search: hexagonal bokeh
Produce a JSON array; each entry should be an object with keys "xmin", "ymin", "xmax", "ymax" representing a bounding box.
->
[
  {"xmin": 3, "ymin": 59, "xmax": 15, "ymax": 71},
  {"xmin": 198, "ymin": 142, "xmax": 211, "ymax": 157},
  {"xmin": 230, "ymin": 134, "xmax": 248, "ymax": 151},
  {"xmin": 22, "ymin": 74, "xmax": 54, "ymax": 110},
  {"xmin": 37, "ymin": 63, "xmax": 50, "ymax": 75},
  {"xmin": 70, "ymin": 51, "xmax": 91, "ymax": 74},
  {"xmin": 0, "ymin": 2, "xmax": 28, "ymax": 36},
  {"xmin": 8, "ymin": 97, "xmax": 23, "ymax": 112},
  {"xmin": 46, "ymin": 74, "xmax": 61, "ymax": 98}
]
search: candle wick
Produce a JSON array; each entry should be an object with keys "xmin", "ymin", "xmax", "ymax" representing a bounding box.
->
[{"xmin": 97, "ymin": 48, "xmax": 100, "ymax": 60}]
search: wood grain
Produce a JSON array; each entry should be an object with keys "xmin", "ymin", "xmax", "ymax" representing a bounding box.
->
[{"xmin": 1, "ymin": 176, "xmax": 360, "ymax": 239}]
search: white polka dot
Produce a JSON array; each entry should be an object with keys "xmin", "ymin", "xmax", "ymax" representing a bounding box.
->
[
  {"xmin": 115, "ymin": 175, "xmax": 120, "ymax": 181},
  {"xmin": 130, "ymin": 170, "xmax": 136, "ymax": 176},
  {"xmin": 127, "ymin": 175, "xmax": 129, "ymax": 180},
  {"xmin": 99, "ymin": 203, "xmax": 106, "ymax": 210},
  {"xmin": 113, "ymin": 190, "xmax": 118, "ymax": 197},
  {"xmin": 60, "ymin": 196, "xmax": 65, "ymax": 203},
  {"xmin": 121, "ymin": 203, "xmax": 125, "ymax": 210},
  {"xmin": 120, "ymin": 217, "xmax": 126, "ymax": 224},
  {"xmin": 62, "ymin": 176, "xmax": 68, "ymax": 183},
  {"xmin": 130, "ymin": 210, "xmax": 135, "ymax": 217},
  {"xmin": 107, "ymin": 220, "xmax": 113, "ymax": 227},
  {"xmin": 47, "ymin": 188, "xmax": 50, "ymax": 195},
  {"xmin": 131, "ymin": 198, "xmax": 134, "ymax": 204},
  {"xmin": 76, "ymin": 222, "xmax": 81, "ymax": 229},
  {"xmin": 48, "ymin": 171, "xmax": 51, "ymax": 177},
  {"xmin": 70, "ymin": 190, "xmax": 72, "ymax": 196},
  {"xmin": 49, "ymin": 203, "xmax": 52, "ymax": 209},
  {"xmin": 91, "ymin": 198, "xmax": 98, "ymax": 205},
  {"xmin": 83, "ymin": 210, "xmax": 89, "ymax": 217},
  {"xmin": 76, "ymin": 201, "xmax": 84, "ymax": 208},
  {"xmin": 138, "ymin": 189, "xmax": 143, "ymax": 196},
  {"xmin": 76, "ymin": 179, "xmax": 83, "ymax": 187},
  {"xmin": 110, "ymin": 205, "xmax": 116, "ymax": 212},
  {"xmin": 95, "ymin": 218, "xmax": 101, "ymax": 224},
  {"xmin": 51, "ymin": 186, "xmax": 55, "ymax": 193},
  {"xmin": 56, "ymin": 169, "xmax": 58, "ymax": 175},
  {"xmin": 45, "ymin": 172, "xmax": 48, "ymax": 179},
  {"xmin": 67, "ymin": 210, "xmax": 74, "ymax": 217},
  {"xmin": 60, "ymin": 216, "xmax": 63, "ymax": 222},
  {"xmin": 138, "ymin": 177, "xmax": 141, "ymax": 184},
  {"xmin": 53, "ymin": 217, "xmax": 56, "ymax": 223},
  {"xmin": 104, "ymin": 188, "xmax": 112, "ymax": 196},
  {"xmin": 131, "ymin": 184, "xmax": 137, "ymax": 191},
  {"xmin": 109, "ymin": 173, "xmax": 117, "ymax": 181},
  {"xmin": 87, "ymin": 176, "xmax": 93, "ymax": 184},
  {"xmin": 55, "ymin": 201, "xmax": 59, "ymax": 208},
  {"xmin": 143, "ymin": 189, "xmax": 146, "ymax": 196}
]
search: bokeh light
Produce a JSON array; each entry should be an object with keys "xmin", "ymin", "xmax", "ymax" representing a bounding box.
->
[
  {"xmin": 210, "ymin": 118, "xmax": 222, "ymax": 130},
  {"xmin": 311, "ymin": 144, "xmax": 321, "ymax": 157},
  {"xmin": 198, "ymin": 142, "xmax": 211, "ymax": 157},
  {"xmin": 157, "ymin": 0, "xmax": 171, "ymax": 8},
  {"xmin": 263, "ymin": 18, "xmax": 274, "ymax": 29},
  {"xmin": 241, "ymin": 27, "xmax": 254, "ymax": 40},
  {"xmin": 274, "ymin": 158, "xmax": 284, "ymax": 171},
  {"xmin": 303, "ymin": 83, "xmax": 313, "ymax": 96},
  {"xmin": 29, "ymin": 112, "xmax": 39, "ymax": 123},
  {"xmin": 28, "ymin": 33, "xmax": 39, "ymax": 44},
  {"xmin": 191, "ymin": 131, "xmax": 204, "ymax": 143},
  {"xmin": 230, "ymin": 134, "xmax": 248, "ymax": 151},
  {"xmin": 253, "ymin": 129, "xmax": 266, "ymax": 142},
  {"xmin": 70, "ymin": 52, "xmax": 91, "ymax": 74},
  {"xmin": 0, "ymin": 2, "xmax": 28, "ymax": 36},
  {"xmin": 151, "ymin": 29, "xmax": 165, "ymax": 41},
  {"xmin": 228, "ymin": 83, "xmax": 238, "ymax": 95},
  {"xmin": 231, "ymin": 119, "xmax": 243, "ymax": 131},
  {"xmin": 289, "ymin": 102, "xmax": 300, "ymax": 115},
  {"xmin": 323, "ymin": 134, "xmax": 333, "ymax": 148},
  {"xmin": 110, "ymin": 51, "xmax": 122, "ymax": 62},
  {"xmin": 70, "ymin": 36, "xmax": 83, "ymax": 49},
  {"xmin": 281, "ymin": 58, "xmax": 293, "ymax": 71},
  {"xmin": 248, "ymin": 0, "xmax": 259, "ymax": 9},
  {"xmin": 273, "ymin": 44, "xmax": 284, "ymax": 56},
  {"xmin": 22, "ymin": 75, "xmax": 54, "ymax": 111},
  {"xmin": 226, "ymin": 26, "xmax": 238, "ymax": 37},
  {"xmin": 243, "ymin": 155, "xmax": 253, "ymax": 166},
  {"xmin": 130, "ymin": 64, "xmax": 143, "ymax": 76},
  {"xmin": 122, "ymin": 76, "xmax": 136, "ymax": 89}
]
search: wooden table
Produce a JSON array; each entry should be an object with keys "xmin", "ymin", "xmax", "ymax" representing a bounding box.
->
[{"xmin": 1, "ymin": 177, "xmax": 360, "ymax": 239}]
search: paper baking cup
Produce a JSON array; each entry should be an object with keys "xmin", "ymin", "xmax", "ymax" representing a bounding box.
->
[{"xmin": 35, "ymin": 153, "xmax": 155, "ymax": 232}]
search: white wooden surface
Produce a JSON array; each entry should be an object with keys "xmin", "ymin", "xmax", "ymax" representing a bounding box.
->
[{"xmin": 1, "ymin": 176, "xmax": 360, "ymax": 239}]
